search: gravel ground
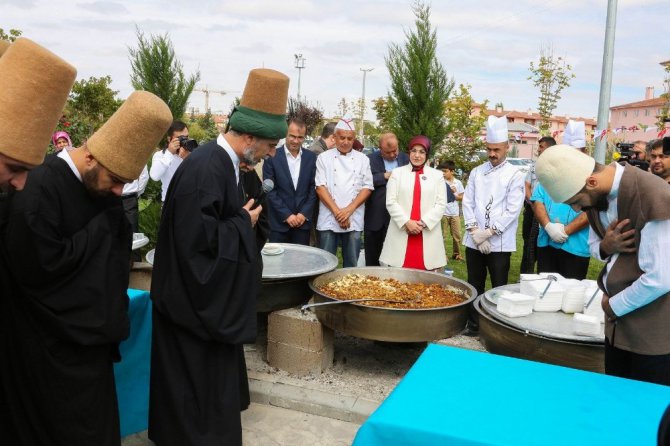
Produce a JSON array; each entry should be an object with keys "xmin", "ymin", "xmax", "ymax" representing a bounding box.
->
[{"xmin": 245, "ymin": 322, "xmax": 486, "ymax": 402}]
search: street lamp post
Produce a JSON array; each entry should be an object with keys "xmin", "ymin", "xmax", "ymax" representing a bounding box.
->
[
  {"xmin": 359, "ymin": 67, "xmax": 374, "ymax": 145},
  {"xmin": 294, "ymin": 54, "xmax": 306, "ymax": 102}
]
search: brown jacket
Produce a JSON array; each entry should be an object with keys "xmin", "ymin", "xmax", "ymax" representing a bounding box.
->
[{"xmin": 587, "ymin": 164, "xmax": 670, "ymax": 355}]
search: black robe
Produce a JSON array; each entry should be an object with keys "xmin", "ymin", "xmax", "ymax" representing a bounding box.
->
[
  {"xmin": 0, "ymin": 155, "xmax": 131, "ymax": 446},
  {"xmin": 149, "ymin": 141, "xmax": 259, "ymax": 446}
]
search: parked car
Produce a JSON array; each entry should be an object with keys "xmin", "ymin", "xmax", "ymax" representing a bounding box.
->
[{"xmin": 506, "ymin": 157, "xmax": 531, "ymax": 174}]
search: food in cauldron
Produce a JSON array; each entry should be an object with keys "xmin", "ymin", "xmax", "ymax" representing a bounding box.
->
[{"xmin": 318, "ymin": 274, "xmax": 467, "ymax": 309}]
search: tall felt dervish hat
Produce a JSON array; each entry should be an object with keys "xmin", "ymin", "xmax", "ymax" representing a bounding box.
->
[
  {"xmin": 87, "ymin": 91, "xmax": 172, "ymax": 182},
  {"xmin": 0, "ymin": 40, "xmax": 10, "ymax": 57},
  {"xmin": 228, "ymin": 68, "xmax": 289, "ymax": 140},
  {"xmin": 0, "ymin": 38, "xmax": 77, "ymax": 166}
]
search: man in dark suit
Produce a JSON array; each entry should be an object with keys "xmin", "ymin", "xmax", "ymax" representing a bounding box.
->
[
  {"xmin": 364, "ymin": 132, "xmax": 409, "ymax": 265},
  {"xmin": 263, "ymin": 118, "xmax": 317, "ymax": 245}
]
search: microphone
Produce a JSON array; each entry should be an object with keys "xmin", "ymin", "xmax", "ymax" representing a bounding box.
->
[{"xmin": 252, "ymin": 179, "xmax": 274, "ymax": 209}]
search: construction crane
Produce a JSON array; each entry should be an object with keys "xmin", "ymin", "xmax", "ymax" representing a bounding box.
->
[{"xmin": 194, "ymin": 86, "xmax": 228, "ymax": 113}]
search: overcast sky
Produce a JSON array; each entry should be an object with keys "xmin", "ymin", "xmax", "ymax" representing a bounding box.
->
[{"xmin": 4, "ymin": 0, "xmax": 668, "ymax": 121}]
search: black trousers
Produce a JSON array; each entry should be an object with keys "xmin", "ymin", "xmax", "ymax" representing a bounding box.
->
[
  {"xmin": 605, "ymin": 338, "xmax": 670, "ymax": 386},
  {"xmin": 520, "ymin": 202, "xmax": 539, "ymax": 274},
  {"xmin": 537, "ymin": 246, "xmax": 590, "ymax": 280},
  {"xmin": 364, "ymin": 224, "xmax": 389, "ymax": 267},
  {"xmin": 466, "ymin": 247, "xmax": 511, "ymax": 297},
  {"xmin": 121, "ymin": 194, "xmax": 139, "ymax": 233},
  {"xmin": 269, "ymin": 229, "xmax": 310, "ymax": 245}
]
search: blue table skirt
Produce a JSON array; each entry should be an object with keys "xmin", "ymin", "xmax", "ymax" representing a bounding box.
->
[
  {"xmin": 114, "ymin": 289, "xmax": 152, "ymax": 437},
  {"xmin": 354, "ymin": 344, "xmax": 670, "ymax": 446}
]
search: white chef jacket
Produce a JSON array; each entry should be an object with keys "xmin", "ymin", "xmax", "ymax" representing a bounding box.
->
[
  {"xmin": 315, "ymin": 148, "xmax": 374, "ymax": 232},
  {"xmin": 462, "ymin": 160, "xmax": 525, "ymax": 252}
]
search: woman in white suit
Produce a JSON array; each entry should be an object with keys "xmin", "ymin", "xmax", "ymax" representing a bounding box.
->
[{"xmin": 379, "ymin": 135, "xmax": 447, "ymax": 271}]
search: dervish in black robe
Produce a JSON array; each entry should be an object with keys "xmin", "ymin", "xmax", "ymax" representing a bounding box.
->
[
  {"xmin": 0, "ymin": 154, "xmax": 131, "ymax": 446},
  {"xmin": 149, "ymin": 141, "xmax": 259, "ymax": 446}
]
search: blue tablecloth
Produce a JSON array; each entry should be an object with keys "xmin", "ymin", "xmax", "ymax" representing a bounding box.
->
[
  {"xmin": 114, "ymin": 289, "xmax": 152, "ymax": 437},
  {"xmin": 354, "ymin": 344, "xmax": 670, "ymax": 446}
]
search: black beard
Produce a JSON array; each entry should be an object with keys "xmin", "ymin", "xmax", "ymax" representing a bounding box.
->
[{"xmin": 584, "ymin": 194, "xmax": 609, "ymax": 212}]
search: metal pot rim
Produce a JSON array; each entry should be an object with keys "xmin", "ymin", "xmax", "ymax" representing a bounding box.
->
[{"xmin": 309, "ymin": 267, "xmax": 477, "ymax": 312}]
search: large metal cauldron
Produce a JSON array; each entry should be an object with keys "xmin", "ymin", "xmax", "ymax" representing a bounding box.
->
[
  {"xmin": 475, "ymin": 287, "xmax": 604, "ymax": 373},
  {"xmin": 259, "ymin": 244, "xmax": 338, "ymax": 313},
  {"xmin": 309, "ymin": 267, "xmax": 477, "ymax": 342}
]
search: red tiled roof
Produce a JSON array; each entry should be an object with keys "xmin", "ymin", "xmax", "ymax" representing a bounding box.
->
[
  {"xmin": 610, "ymin": 97, "xmax": 667, "ymax": 110},
  {"xmin": 485, "ymin": 109, "xmax": 596, "ymax": 125}
]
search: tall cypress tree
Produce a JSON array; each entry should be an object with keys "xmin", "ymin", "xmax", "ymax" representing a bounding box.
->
[
  {"xmin": 128, "ymin": 28, "xmax": 200, "ymax": 119},
  {"xmin": 385, "ymin": 1, "xmax": 453, "ymax": 150}
]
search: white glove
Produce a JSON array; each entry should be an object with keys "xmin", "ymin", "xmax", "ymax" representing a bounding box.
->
[
  {"xmin": 478, "ymin": 239, "xmax": 492, "ymax": 255},
  {"xmin": 471, "ymin": 228, "xmax": 493, "ymax": 245},
  {"xmin": 545, "ymin": 222, "xmax": 568, "ymax": 243}
]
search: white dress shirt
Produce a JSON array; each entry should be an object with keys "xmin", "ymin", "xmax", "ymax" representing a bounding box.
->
[
  {"xmin": 149, "ymin": 150, "xmax": 182, "ymax": 201},
  {"xmin": 122, "ymin": 166, "xmax": 149, "ymax": 196},
  {"xmin": 588, "ymin": 162, "xmax": 670, "ymax": 317},
  {"xmin": 285, "ymin": 145, "xmax": 302, "ymax": 190},
  {"xmin": 315, "ymin": 148, "xmax": 374, "ymax": 232},
  {"xmin": 217, "ymin": 133, "xmax": 240, "ymax": 183},
  {"xmin": 462, "ymin": 160, "xmax": 525, "ymax": 252}
]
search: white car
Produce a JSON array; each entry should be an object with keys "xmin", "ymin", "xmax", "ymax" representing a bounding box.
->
[{"xmin": 506, "ymin": 158, "xmax": 531, "ymax": 174}]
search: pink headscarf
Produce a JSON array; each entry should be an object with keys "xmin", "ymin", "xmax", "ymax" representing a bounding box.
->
[{"xmin": 52, "ymin": 131, "xmax": 72, "ymax": 147}]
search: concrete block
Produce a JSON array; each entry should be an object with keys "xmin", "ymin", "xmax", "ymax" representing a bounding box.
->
[
  {"xmin": 267, "ymin": 308, "xmax": 333, "ymax": 351},
  {"xmin": 129, "ymin": 262, "xmax": 153, "ymax": 291},
  {"xmin": 267, "ymin": 340, "xmax": 334, "ymax": 376}
]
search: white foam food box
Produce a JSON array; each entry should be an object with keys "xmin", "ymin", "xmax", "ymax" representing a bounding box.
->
[
  {"xmin": 582, "ymin": 280, "xmax": 605, "ymax": 323},
  {"xmin": 497, "ymin": 293, "xmax": 536, "ymax": 318},
  {"xmin": 559, "ymin": 279, "xmax": 587, "ymax": 314},
  {"xmin": 524, "ymin": 279, "xmax": 565, "ymax": 312},
  {"xmin": 573, "ymin": 313, "xmax": 601, "ymax": 337}
]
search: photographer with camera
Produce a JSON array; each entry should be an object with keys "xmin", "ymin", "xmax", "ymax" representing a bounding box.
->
[
  {"xmin": 149, "ymin": 120, "xmax": 197, "ymax": 202},
  {"xmin": 648, "ymin": 138, "xmax": 670, "ymax": 184},
  {"xmin": 614, "ymin": 142, "xmax": 650, "ymax": 171}
]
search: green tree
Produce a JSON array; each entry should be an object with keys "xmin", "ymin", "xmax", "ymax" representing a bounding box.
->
[
  {"xmin": 385, "ymin": 1, "xmax": 453, "ymax": 148},
  {"xmin": 287, "ymin": 97, "xmax": 325, "ymax": 136},
  {"xmin": 68, "ymin": 75, "xmax": 123, "ymax": 134},
  {"xmin": 128, "ymin": 28, "xmax": 200, "ymax": 119},
  {"xmin": 0, "ymin": 27, "xmax": 22, "ymax": 42},
  {"xmin": 194, "ymin": 110, "xmax": 220, "ymax": 142},
  {"xmin": 435, "ymin": 84, "xmax": 488, "ymax": 173},
  {"xmin": 528, "ymin": 47, "xmax": 575, "ymax": 134},
  {"xmin": 372, "ymin": 96, "xmax": 396, "ymax": 132},
  {"xmin": 336, "ymin": 97, "xmax": 352, "ymax": 118}
]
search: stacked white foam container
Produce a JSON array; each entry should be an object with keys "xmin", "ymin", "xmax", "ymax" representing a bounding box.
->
[
  {"xmin": 497, "ymin": 293, "xmax": 536, "ymax": 318},
  {"xmin": 573, "ymin": 313, "xmax": 601, "ymax": 336},
  {"xmin": 521, "ymin": 278, "xmax": 565, "ymax": 312},
  {"xmin": 559, "ymin": 279, "xmax": 587, "ymax": 313},
  {"xmin": 581, "ymin": 279, "xmax": 605, "ymax": 323}
]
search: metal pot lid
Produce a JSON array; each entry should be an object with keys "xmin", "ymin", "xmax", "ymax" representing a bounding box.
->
[
  {"xmin": 479, "ymin": 284, "xmax": 604, "ymax": 343},
  {"xmin": 262, "ymin": 243, "xmax": 338, "ymax": 280}
]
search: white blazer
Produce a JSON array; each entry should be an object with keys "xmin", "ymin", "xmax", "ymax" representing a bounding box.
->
[{"xmin": 379, "ymin": 164, "xmax": 447, "ymax": 270}]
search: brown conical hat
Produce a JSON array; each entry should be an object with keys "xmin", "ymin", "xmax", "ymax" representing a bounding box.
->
[
  {"xmin": 87, "ymin": 91, "xmax": 172, "ymax": 182},
  {"xmin": 0, "ymin": 37, "xmax": 76, "ymax": 166},
  {"xmin": 0, "ymin": 40, "xmax": 10, "ymax": 57},
  {"xmin": 228, "ymin": 68, "xmax": 289, "ymax": 139},
  {"xmin": 240, "ymin": 68, "xmax": 289, "ymax": 115}
]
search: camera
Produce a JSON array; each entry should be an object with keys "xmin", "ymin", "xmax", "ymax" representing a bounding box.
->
[
  {"xmin": 614, "ymin": 142, "xmax": 649, "ymax": 171},
  {"xmin": 177, "ymin": 135, "xmax": 199, "ymax": 152}
]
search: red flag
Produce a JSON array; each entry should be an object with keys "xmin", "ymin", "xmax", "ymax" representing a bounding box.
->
[{"xmin": 659, "ymin": 128, "xmax": 668, "ymax": 138}]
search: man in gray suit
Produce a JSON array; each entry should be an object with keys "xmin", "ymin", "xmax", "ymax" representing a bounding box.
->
[{"xmin": 364, "ymin": 132, "xmax": 409, "ymax": 266}]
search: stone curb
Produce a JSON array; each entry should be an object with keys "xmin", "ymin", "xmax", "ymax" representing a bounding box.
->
[{"xmin": 247, "ymin": 370, "xmax": 380, "ymax": 424}]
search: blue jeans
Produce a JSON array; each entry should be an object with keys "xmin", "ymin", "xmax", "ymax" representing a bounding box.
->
[{"xmin": 318, "ymin": 230, "xmax": 362, "ymax": 268}]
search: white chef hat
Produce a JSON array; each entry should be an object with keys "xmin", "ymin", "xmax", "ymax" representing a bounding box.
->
[
  {"xmin": 563, "ymin": 120, "xmax": 586, "ymax": 149},
  {"xmin": 486, "ymin": 115, "xmax": 509, "ymax": 144},
  {"xmin": 335, "ymin": 113, "xmax": 356, "ymax": 132},
  {"xmin": 535, "ymin": 145, "xmax": 595, "ymax": 203}
]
